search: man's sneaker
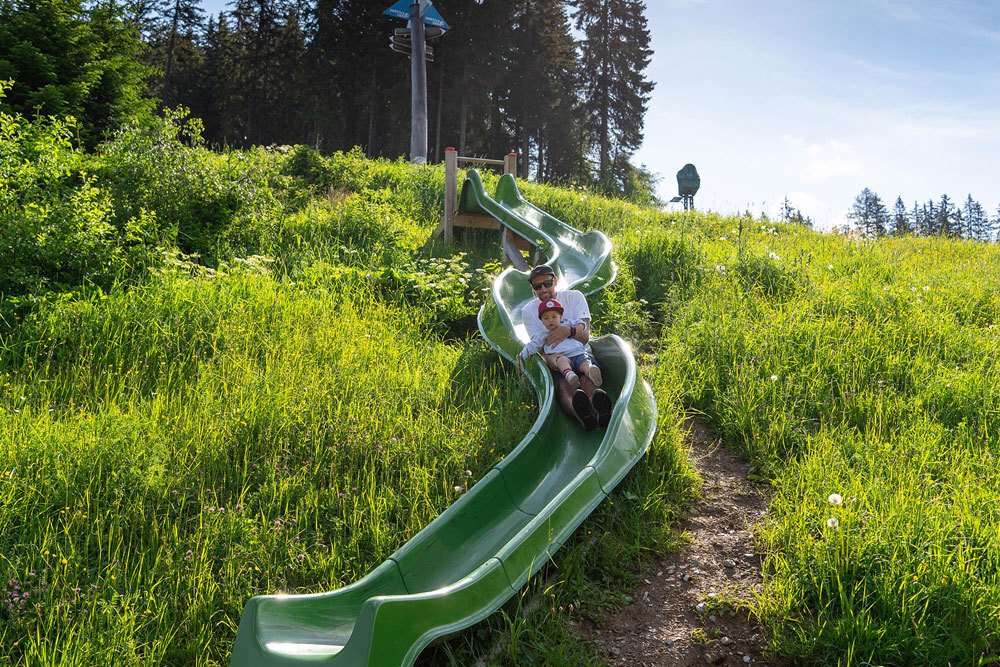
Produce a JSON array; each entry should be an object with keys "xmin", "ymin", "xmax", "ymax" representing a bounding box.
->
[
  {"xmin": 588, "ymin": 366, "xmax": 603, "ymax": 388},
  {"xmin": 572, "ymin": 389, "xmax": 599, "ymax": 431},
  {"xmin": 592, "ymin": 389, "xmax": 613, "ymax": 428},
  {"xmin": 565, "ymin": 371, "xmax": 581, "ymax": 390}
]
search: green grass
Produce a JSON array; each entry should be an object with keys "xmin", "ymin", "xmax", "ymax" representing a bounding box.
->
[
  {"xmin": 646, "ymin": 229, "xmax": 1000, "ymax": 665},
  {"xmin": 0, "ymin": 264, "xmax": 537, "ymax": 664},
  {"xmin": 5, "ymin": 138, "xmax": 1000, "ymax": 665}
]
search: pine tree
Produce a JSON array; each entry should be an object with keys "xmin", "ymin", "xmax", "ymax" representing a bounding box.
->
[
  {"xmin": 199, "ymin": 13, "xmax": 230, "ymax": 142},
  {"xmin": 962, "ymin": 194, "xmax": 990, "ymax": 241},
  {"xmin": 572, "ymin": 0, "xmax": 653, "ymax": 191},
  {"xmin": 146, "ymin": 0, "xmax": 206, "ymax": 109},
  {"xmin": 218, "ymin": 0, "xmax": 308, "ymax": 146},
  {"xmin": 937, "ymin": 194, "xmax": 958, "ymax": 237},
  {"xmin": 430, "ymin": 1, "xmax": 518, "ymax": 159},
  {"xmin": 0, "ymin": 0, "xmax": 154, "ymax": 146},
  {"xmin": 780, "ymin": 196, "xmax": 795, "ymax": 222},
  {"xmin": 891, "ymin": 196, "xmax": 910, "ymax": 235},
  {"xmin": 307, "ymin": 0, "xmax": 408, "ymax": 154},
  {"xmin": 503, "ymin": 0, "xmax": 582, "ymax": 179},
  {"xmin": 849, "ymin": 188, "xmax": 888, "ymax": 238}
]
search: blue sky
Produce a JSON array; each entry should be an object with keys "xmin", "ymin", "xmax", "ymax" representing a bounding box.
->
[
  {"xmin": 198, "ymin": 0, "xmax": 1000, "ymax": 229},
  {"xmin": 636, "ymin": 1, "xmax": 1000, "ymax": 228}
]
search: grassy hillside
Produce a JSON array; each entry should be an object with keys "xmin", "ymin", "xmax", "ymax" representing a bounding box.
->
[{"xmin": 3, "ymin": 110, "xmax": 1000, "ymax": 665}]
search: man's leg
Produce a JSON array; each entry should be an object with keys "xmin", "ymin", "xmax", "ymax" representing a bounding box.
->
[
  {"xmin": 554, "ymin": 375, "xmax": 598, "ymax": 431},
  {"xmin": 577, "ymin": 360, "xmax": 613, "ymax": 428}
]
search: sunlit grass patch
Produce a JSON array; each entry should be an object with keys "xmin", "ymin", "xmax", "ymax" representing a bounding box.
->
[{"xmin": 0, "ymin": 266, "xmax": 534, "ymax": 664}]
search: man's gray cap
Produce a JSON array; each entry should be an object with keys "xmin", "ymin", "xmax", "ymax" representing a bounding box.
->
[{"xmin": 528, "ymin": 264, "xmax": 556, "ymax": 282}]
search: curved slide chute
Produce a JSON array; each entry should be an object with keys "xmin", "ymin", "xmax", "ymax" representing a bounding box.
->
[{"xmin": 230, "ymin": 170, "xmax": 657, "ymax": 666}]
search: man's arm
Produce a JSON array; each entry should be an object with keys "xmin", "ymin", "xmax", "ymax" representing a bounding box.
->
[{"xmin": 544, "ymin": 318, "xmax": 591, "ymax": 347}]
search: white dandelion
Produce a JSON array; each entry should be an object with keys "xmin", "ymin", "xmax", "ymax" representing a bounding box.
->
[
  {"xmin": 828, "ymin": 493, "xmax": 843, "ymax": 506},
  {"xmin": 826, "ymin": 517, "xmax": 839, "ymax": 529}
]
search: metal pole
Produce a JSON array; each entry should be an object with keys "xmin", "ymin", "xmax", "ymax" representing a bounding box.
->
[{"xmin": 409, "ymin": 0, "xmax": 428, "ymax": 164}]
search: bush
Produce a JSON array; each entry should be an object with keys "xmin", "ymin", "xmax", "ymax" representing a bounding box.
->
[
  {"xmin": 0, "ymin": 82, "xmax": 156, "ymax": 296},
  {"xmin": 95, "ymin": 107, "xmax": 285, "ymax": 261},
  {"xmin": 281, "ymin": 144, "xmax": 332, "ymax": 191}
]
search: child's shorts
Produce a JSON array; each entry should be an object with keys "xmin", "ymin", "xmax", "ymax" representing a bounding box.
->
[{"xmin": 552, "ymin": 352, "xmax": 599, "ymax": 384}]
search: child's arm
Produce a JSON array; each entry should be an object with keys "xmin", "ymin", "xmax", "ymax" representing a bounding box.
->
[{"xmin": 519, "ymin": 335, "xmax": 544, "ymax": 361}]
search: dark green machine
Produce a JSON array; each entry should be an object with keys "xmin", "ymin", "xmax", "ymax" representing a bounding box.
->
[{"xmin": 669, "ymin": 163, "xmax": 700, "ymax": 211}]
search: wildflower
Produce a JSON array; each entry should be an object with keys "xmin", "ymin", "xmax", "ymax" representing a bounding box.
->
[
  {"xmin": 453, "ymin": 485, "xmax": 464, "ymax": 494},
  {"xmin": 464, "ymin": 470, "xmax": 472, "ymax": 478},
  {"xmin": 923, "ymin": 286, "xmax": 930, "ymax": 291},
  {"xmin": 828, "ymin": 493, "xmax": 843, "ymax": 505},
  {"xmin": 826, "ymin": 517, "xmax": 839, "ymax": 529},
  {"xmin": 768, "ymin": 252, "xmax": 780, "ymax": 260},
  {"xmin": 827, "ymin": 264, "xmax": 834, "ymax": 270},
  {"xmin": 770, "ymin": 375, "xmax": 778, "ymax": 382}
]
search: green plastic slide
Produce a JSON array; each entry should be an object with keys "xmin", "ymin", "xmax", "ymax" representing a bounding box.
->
[{"xmin": 229, "ymin": 170, "xmax": 657, "ymax": 666}]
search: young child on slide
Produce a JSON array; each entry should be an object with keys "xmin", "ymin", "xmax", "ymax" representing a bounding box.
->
[{"xmin": 517, "ymin": 299, "xmax": 602, "ymax": 390}]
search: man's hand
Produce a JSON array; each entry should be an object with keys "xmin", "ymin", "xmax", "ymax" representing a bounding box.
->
[{"xmin": 544, "ymin": 324, "xmax": 572, "ymax": 347}]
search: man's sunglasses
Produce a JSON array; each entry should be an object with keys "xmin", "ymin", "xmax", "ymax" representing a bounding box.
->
[{"xmin": 531, "ymin": 279, "xmax": 554, "ymax": 290}]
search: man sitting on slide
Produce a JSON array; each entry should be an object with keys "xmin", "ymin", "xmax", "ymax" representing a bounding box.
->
[{"xmin": 518, "ymin": 264, "xmax": 613, "ymax": 430}]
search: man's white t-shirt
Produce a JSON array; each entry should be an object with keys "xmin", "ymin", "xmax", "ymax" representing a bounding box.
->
[{"xmin": 521, "ymin": 289, "xmax": 592, "ymax": 349}]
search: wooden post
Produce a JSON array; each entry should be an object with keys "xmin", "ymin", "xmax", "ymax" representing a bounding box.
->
[
  {"xmin": 503, "ymin": 151, "xmax": 517, "ymax": 177},
  {"xmin": 441, "ymin": 147, "xmax": 458, "ymax": 242},
  {"xmin": 434, "ymin": 151, "xmax": 515, "ymax": 242}
]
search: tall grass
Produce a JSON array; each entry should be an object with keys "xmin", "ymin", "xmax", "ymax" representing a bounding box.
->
[
  {"xmin": 0, "ymin": 262, "xmax": 537, "ymax": 664},
  {"xmin": 10, "ymin": 137, "xmax": 1000, "ymax": 665},
  {"xmin": 637, "ymin": 225, "xmax": 1000, "ymax": 664}
]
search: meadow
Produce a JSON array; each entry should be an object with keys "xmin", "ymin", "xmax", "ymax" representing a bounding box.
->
[{"xmin": 3, "ymin": 107, "xmax": 1000, "ymax": 665}]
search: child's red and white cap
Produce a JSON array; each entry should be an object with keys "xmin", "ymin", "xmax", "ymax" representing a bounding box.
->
[{"xmin": 538, "ymin": 299, "xmax": 563, "ymax": 318}]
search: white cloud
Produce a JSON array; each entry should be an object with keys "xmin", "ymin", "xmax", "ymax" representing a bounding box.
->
[
  {"xmin": 893, "ymin": 118, "xmax": 991, "ymax": 141},
  {"xmin": 782, "ymin": 135, "xmax": 862, "ymax": 182},
  {"xmin": 784, "ymin": 191, "xmax": 827, "ymax": 213}
]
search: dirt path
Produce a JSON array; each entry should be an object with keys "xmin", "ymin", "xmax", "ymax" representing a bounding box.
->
[{"xmin": 576, "ymin": 418, "xmax": 785, "ymax": 666}]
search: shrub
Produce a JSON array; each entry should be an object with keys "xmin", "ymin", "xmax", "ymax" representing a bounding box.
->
[
  {"xmin": 95, "ymin": 107, "xmax": 285, "ymax": 261},
  {"xmin": 0, "ymin": 82, "xmax": 155, "ymax": 295}
]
